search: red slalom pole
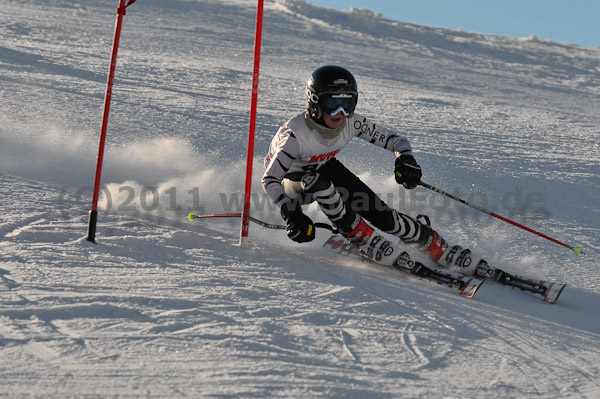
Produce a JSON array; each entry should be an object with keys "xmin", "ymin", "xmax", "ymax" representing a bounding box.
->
[
  {"xmin": 419, "ymin": 181, "xmax": 584, "ymax": 254},
  {"xmin": 87, "ymin": 0, "xmax": 134, "ymax": 243},
  {"xmin": 239, "ymin": 0, "xmax": 264, "ymax": 247}
]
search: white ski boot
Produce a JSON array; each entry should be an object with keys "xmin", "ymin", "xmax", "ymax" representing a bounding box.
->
[
  {"xmin": 440, "ymin": 245, "xmax": 495, "ymax": 277},
  {"xmin": 416, "ymin": 222, "xmax": 494, "ymax": 277},
  {"xmin": 340, "ymin": 215, "xmax": 400, "ymax": 266}
]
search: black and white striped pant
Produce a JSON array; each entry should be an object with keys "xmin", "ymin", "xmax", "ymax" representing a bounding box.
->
[{"xmin": 283, "ymin": 158, "xmax": 423, "ymax": 242}]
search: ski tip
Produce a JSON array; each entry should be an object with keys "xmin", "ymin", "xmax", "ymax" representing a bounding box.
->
[{"xmin": 187, "ymin": 212, "xmax": 196, "ymax": 222}]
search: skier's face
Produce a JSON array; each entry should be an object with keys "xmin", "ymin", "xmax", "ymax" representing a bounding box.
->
[{"xmin": 323, "ymin": 110, "xmax": 346, "ymax": 130}]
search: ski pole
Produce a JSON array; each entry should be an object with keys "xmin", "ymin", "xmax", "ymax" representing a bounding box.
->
[
  {"xmin": 419, "ymin": 181, "xmax": 584, "ymax": 254},
  {"xmin": 188, "ymin": 212, "xmax": 337, "ymax": 232}
]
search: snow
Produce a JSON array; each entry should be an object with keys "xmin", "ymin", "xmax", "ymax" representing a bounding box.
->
[{"xmin": 1, "ymin": 0, "xmax": 600, "ymax": 397}]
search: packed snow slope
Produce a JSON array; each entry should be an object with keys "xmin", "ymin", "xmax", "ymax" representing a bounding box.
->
[{"xmin": 1, "ymin": 0, "xmax": 600, "ymax": 397}]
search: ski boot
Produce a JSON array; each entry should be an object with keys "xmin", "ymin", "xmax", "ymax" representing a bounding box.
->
[
  {"xmin": 473, "ymin": 259, "xmax": 497, "ymax": 279},
  {"xmin": 442, "ymin": 244, "xmax": 496, "ymax": 278},
  {"xmin": 338, "ymin": 213, "xmax": 399, "ymax": 266},
  {"xmin": 414, "ymin": 221, "xmax": 494, "ymax": 277}
]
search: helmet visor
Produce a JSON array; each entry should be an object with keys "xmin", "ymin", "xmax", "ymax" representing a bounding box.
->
[{"xmin": 320, "ymin": 93, "xmax": 356, "ymax": 116}]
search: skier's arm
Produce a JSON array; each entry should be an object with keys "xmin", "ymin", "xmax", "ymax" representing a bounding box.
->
[
  {"xmin": 353, "ymin": 115, "xmax": 422, "ymax": 188},
  {"xmin": 262, "ymin": 128, "xmax": 316, "ymax": 243},
  {"xmin": 353, "ymin": 115, "xmax": 413, "ymax": 157},
  {"xmin": 261, "ymin": 128, "xmax": 300, "ymax": 207}
]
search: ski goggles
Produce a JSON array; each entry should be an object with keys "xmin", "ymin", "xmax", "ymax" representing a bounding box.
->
[{"xmin": 320, "ymin": 93, "xmax": 357, "ymax": 116}]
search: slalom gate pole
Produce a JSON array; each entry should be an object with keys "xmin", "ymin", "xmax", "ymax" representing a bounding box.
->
[
  {"xmin": 239, "ymin": 0, "xmax": 264, "ymax": 247},
  {"xmin": 87, "ymin": 0, "xmax": 137, "ymax": 243},
  {"xmin": 419, "ymin": 181, "xmax": 584, "ymax": 254},
  {"xmin": 189, "ymin": 213, "xmax": 336, "ymax": 233}
]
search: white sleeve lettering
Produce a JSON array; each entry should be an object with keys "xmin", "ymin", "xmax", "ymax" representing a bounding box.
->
[{"xmin": 353, "ymin": 116, "xmax": 413, "ymax": 156}]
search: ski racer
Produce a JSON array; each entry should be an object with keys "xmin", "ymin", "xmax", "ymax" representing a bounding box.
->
[{"xmin": 262, "ymin": 65, "xmax": 490, "ymax": 276}]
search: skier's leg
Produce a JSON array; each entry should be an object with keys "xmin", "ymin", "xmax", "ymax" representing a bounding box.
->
[
  {"xmin": 300, "ymin": 172, "xmax": 399, "ymax": 265},
  {"xmin": 323, "ymin": 159, "xmax": 423, "ymax": 241},
  {"xmin": 300, "ymin": 171, "xmax": 365, "ymax": 240},
  {"xmin": 322, "ymin": 159, "xmax": 486, "ymax": 275}
]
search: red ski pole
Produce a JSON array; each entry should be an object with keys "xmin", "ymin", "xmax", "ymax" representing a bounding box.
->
[{"xmin": 419, "ymin": 181, "xmax": 584, "ymax": 254}]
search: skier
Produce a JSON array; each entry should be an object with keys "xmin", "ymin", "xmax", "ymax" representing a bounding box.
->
[{"xmin": 262, "ymin": 65, "xmax": 490, "ymax": 277}]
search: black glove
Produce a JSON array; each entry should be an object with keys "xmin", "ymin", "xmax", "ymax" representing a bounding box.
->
[
  {"xmin": 280, "ymin": 202, "xmax": 315, "ymax": 243},
  {"xmin": 395, "ymin": 154, "xmax": 422, "ymax": 189}
]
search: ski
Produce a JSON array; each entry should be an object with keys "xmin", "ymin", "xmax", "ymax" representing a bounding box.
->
[
  {"xmin": 484, "ymin": 268, "xmax": 566, "ymax": 304},
  {"xmin": 323, "ymin": 235, "xmax": 484, "ymax": 298},
  {"xmin": 324, "ymin": 234, "xmax": 566, "ymax": 303}
]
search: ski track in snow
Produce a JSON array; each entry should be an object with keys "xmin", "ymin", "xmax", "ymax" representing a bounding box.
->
[{"xmin": 1, "ymin": 0, "xmax": 600, "ymax": 397}]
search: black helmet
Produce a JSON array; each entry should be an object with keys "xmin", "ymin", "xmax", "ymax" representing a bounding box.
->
[{"xmin": 306, "ymin": 65, "xmax": 358, "ymax": 119}]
